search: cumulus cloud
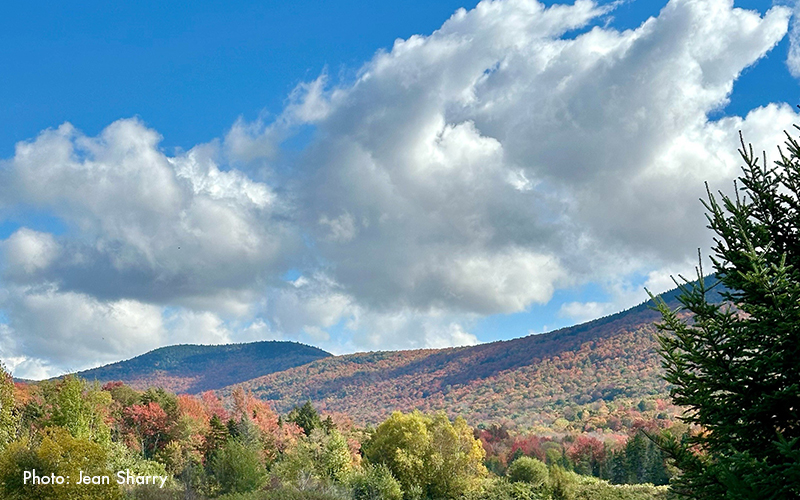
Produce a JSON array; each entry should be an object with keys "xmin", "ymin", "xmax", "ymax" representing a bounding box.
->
[
  {"xmin": 1, "ymin": 0, "xmax": 798, "ymax": 376},
  {"xmin": 282, "ymin": 0, "xmax": 793, "ymax": 315},
  {"xmin": 2, "ymin": 228, "xmax": 60, "ymax": 276},
  {"xmin": 1, "ymin": 119, "xmax": 298, "ymax": 307}
]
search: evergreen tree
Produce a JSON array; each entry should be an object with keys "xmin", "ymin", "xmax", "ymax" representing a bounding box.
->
[
  {"xmin": 651, "ymin": 131, "xmax": 800, "ymax": 499},
  {"xmin": 204, "ymin": 414, "xmax": 229, "ymax": 461},
  {"xmin": 287, "ymin": 400, "xmax": 322, "ymax": 436}
]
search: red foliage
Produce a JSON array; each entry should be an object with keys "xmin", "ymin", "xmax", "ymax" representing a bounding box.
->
[
  {"xmin": 566, "ymin": 435, "xmax": 606, "ymax": 464},
  {"xmin": 177, "ymin": 394, "xmax": 208, "ymax": 422},
  {"xmin": 509, "ymin": 435, "xmax": 548, "ymax": 462},
  {"xmin": 102, "ymin": 381, "xmax": 125, "ymax": 391},
  {"xmin": 201, "ymin": 391, "xmax": 228, "ymax": 421},
  {"xmin": 123, "ymin": 402, "xmax": 170, "ymax": 455}
]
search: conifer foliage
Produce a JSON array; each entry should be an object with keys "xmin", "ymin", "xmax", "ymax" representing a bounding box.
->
[{"xmin": 651, "ymin": 130, "xmax": 800, "ymax": 499}]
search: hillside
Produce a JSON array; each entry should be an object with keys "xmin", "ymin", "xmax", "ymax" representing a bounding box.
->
[
  {"xmin": 225, "ymin": 284, "xmax": 713, "ymax": 427},
  {"xmin": 75, "ymin": 340, "xmax": 331, "ymax": 393}
]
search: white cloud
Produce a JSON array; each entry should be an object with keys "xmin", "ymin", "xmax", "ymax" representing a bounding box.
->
[
  {"xmin": 2, "ymin": 228, "xmax": 60, "ymax": 276},
  {"xmin": 788, "ymin": 0, "xmax": 800, "ymax": 77},
  {"xmin": 1, "ymin": 118, "xmax": 299, "ymax": 307},
  {"xmin": 0, "ymin": 285, "xmax": 165, "ymax": 377},
  {"xmin": 278, "ymin": 0, "xmax": 792, "ymax": 317},
  {"xmin": 559, "ymin": 301, "xmax": 615, "ymax": 324}
]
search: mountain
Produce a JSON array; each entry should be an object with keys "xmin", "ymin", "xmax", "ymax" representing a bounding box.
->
[
  {"xmin": 74, "ymin": 341, "xmax": 331, "ymax": 393},
  {"xmin": 222, "ymin": 282, "xmax": 717, "ymax": 427}
]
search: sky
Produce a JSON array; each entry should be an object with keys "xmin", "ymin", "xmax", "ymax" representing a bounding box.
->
[{"xmin": 1, "ymin": 0, "xmax": 799, "ymax": 379}]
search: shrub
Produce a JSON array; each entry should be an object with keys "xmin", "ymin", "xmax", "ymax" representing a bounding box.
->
[
  {"xmin": 506, "ymin": 457, "xmax": 548, "ymax": 489},
  {"xmin": 467, "ymin": 478, "xmax": 540, "ymax": 500},
  {"xmin": 349, "ymin": 463, "xmax": 403, "ymax": 500},
  {"xmin": 549, "ymin": 466, "xmax": 577, "ymax": 500}
]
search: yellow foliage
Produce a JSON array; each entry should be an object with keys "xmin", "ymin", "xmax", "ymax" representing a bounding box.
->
[{"xmin": 0, "ymin": 427, "xmax": 123, "ymax": 500}]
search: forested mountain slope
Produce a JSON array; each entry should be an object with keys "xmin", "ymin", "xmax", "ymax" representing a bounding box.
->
[
  {"xmin": 224, "ymin": 284, "xmax": 708, "ymax": 426},
  {"xmin": 74, "ymin": 340, "xmax": 331, "ymax": 393}
]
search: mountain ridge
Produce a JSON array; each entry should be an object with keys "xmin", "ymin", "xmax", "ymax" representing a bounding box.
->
[
  {"xmin": 73, "ymin": 340, "xmax": 331, "ymax": 393},
  {"xmin": 56, "ymin": 277, "xmax": 720, "ymax": 425},
  {"xmin": 217, "ymin": 278, "xmax": 725, "ymax": 425}
]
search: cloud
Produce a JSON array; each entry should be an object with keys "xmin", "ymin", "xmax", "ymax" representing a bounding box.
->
[
  {"xmin": 1, "ymin": 0, "xmax": 798, "ymax": 376},
  {"xmin": 0, "ymin": 285, "xmax": 166, "ymax": 376},
  {"xmin": 1, "ymin": 119, "xmax": 298, "ymax": 308},
  {"xmin": 281, "ymin": 0, "xmax": 792, "ymax": 314},
  {"xmin": 788, "ymin": 0, "xmax": 800, "ymax": 77},
  {"xmin": 2, "ymin": 228, "xmax": 60, "ymax": 276},
  {"xmin": 0, "ymin": 283, "xmax": 282, "ymax": 378}
]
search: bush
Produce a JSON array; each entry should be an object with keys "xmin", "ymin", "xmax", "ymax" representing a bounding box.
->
[
  {"xmin": 506, "ymin": 457, "xmax": 548, "ymax": 489},
  {"xmin": 466, "ymin": 478, "xmax": 541, "ymax": 500},
  {"xmin": 0, "ymin": 427, "xmax": 123, "ymax": 500},
  {"xmin": 210, "ymin": 439, "xmax": 267, "ymax": 495},
  {"xmin": 549, "ymin": 466, "xmax": 577, "ymax": 500},
  {"xmin": 349, "ymin": 464, "xmax": 403, "ymax": 500},
  {"xmin": 217, "ymin": 485, "xmax": 350, "ymax": 500}
]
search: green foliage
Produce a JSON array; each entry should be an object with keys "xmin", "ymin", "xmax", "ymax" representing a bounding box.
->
[
  {"xmin": 348, "ymin": 463, "xmax": 403, "ymax": 500},
  {"xmin": 507, "ymin": 457, "xmax": 548, "ymax": 489},
  {"xmin": 549, "ymin": 466, "xmax": 577, "ymax": 500},
  {"xmin": 364, "ymin": 410, "xmax": 487, "ymax": 499},
  {"xmin": 322, "ymin": 430, "xmax": 352, "ymax": 482},
  {"xmin": 287, "ymin": 401, "xmax": 323, "ymax": 436},
  {"xmin": 210, "ymin": 438, "xmax": 267, "ymax": 495},
  {"xmin": 141, "ymin": 387, "xmax": 179, "ymax": 420},
  {"xmin": 103, "ymin": 381, "xmax": 141, "ymax": 407},
  {"xmin": 45, "ymin": 376, "xmax": 112, "ymax": 444},
  {"xmin": 652, "ymin": 131, "xmax": 800, "ymax": 499},
  {"xmin": 0, "ymin": 427, "xmax": 122, "ymax": 500},
  {"xmin": 363, "ymin": 411, "xmax": 429, "ymax": 496},
  {"xmin": 205, "ymin": 414, "xmax": 231, "ymax": 461},
  {"xmin": 0, "ymin": 363, "xmax": 19, "ymax": 448},
  {"xmin": 465, "ymin": 478, "xmax": 541, "ymax": 500},
  {"xmin": 604, "ymin": 432, "xmax": 669, "ymax": 486},
  {"xmin": 216, "ymin": 486, "xmax": 350, "ymax": 500},
  {"xmin": 107, "ymin": 440, "xmax": 169, "ymax": 481},
  {"xmin": 272, "ymin": 428, "xmax": 353, "ymax": 487}
]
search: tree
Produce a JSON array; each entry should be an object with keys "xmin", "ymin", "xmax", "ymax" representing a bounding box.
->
[
  {"xmin": 122, "ymin": 402, "xmax": 170, "ymax": 458},
  {"xmin": 45, "ymin": 376, "xmax": 111, "ymax": 445},
  {"xmin": 209, "ymin": 438, "xmax": 266, "ymax": 495},
  {"xmin": 651, "ymin": 131, "xmax": 800, "ymax": 499},
  {"xmin": 0, "ymin": 427, "xmax": 123, "ymax": 500},
  {"xmin": 287, "ymin": 400, "xmax": 323, "ymax": 436},
  {"xmin": 364, "ymin": 410, "xmax": 486, "ymax": 499},
  {"xmin": 272, "ymin": 427, "xmax": 353, "ymax": 487},
  {"xmin": 0, "ymin": 363, "xmax": 18, "ymax": 448}
]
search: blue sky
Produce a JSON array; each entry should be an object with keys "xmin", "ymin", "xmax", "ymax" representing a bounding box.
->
[{"xmin": 1, "ymin": 0, "xmax": 798, "ymax": 378}]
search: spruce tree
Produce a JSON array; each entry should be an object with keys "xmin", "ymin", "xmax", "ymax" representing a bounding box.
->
[{"xmin": 651, "ymin": 131, "xmax": 800, "ymax": 499}]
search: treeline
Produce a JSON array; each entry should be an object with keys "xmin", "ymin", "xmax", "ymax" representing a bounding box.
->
[
  {"xmin": 0, "ymin": 367, "xmax": 670, "ymax": 500},
  {"xmin": 477, "ymin": 423, "xmax": 674, "ymax": 486}
]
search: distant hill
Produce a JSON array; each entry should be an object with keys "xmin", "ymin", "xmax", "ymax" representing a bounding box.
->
[
  {"xmin": 222, "ymin": 280, "xmax": 722, "ymax": 426},
  {"xmin": 74, "ymin": 341, "xmax": 331, "ymax": 393}
]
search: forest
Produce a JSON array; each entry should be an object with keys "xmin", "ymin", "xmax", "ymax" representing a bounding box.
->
[{"xmin": 0, "ymin": 369, "xmax": 672, "ymax": 500}]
